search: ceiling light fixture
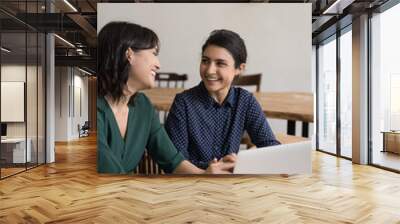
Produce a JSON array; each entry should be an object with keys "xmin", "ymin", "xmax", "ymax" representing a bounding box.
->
[
  {"xmin": 1, "ymin": 47, "xmax": 11, "ymax": 53},
  {"xmin": 54, "ymin": 34, "xmax": 75, "ymax": 48},
  {"xmin": 63, "ymin": 0, "xmax": 78, "ymax": 12},
  {"xmin": 322, "ymin": 0, "xmax": 354, "ymax": 14},
  {"xmin": 77, "ymin": 67, "xmax": 92, "ymax": 76}
]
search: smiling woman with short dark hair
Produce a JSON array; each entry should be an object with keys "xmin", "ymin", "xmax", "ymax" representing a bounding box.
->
[{"xmin": 165, "ymin": 29, "xmax": 280, "ymax": 169}]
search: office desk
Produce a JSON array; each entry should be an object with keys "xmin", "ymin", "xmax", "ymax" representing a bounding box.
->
[
  {"xmin": 1, "ymin": 138, "xmax": 31, "ymax": 164},
  {"xmin": 143, "ymin": 88, "xmax": 314, "ymax": 137}
]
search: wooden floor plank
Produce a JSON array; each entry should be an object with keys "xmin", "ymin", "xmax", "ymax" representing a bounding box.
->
[{"xmin": 0, "ymin": 134, "xmax": 400, "ymax": 223}]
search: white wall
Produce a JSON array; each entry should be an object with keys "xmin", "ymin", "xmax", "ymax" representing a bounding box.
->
[
  {"xmin": 98, "ymin": 3, "xmax": 311, "ymax": 92},
  {"xmin": 1, "ymin": 65, "xmax": 26, "ymax": 81},
  {"xmin": 1, "ymin": 82, "xmax": 25, "ymax": 122},
  {"xmin": 72, "ymin": 73, "xmax": 89, "ymax": 138},
  {"xmin": 55, "ymin": 66, "xmax": 68, "ymax": 141},
  {"xmin": 1, "ymin": 64, "xmax": 46, "ymax": 164},
  {"xmin": 98, "ymin": 3, "xmax": 312, "ymax": 134},
  {"xmin": 1, "ymin": 65, "xmax": 39, "ymax": 137},
  {"xmin": 55, "ymin": 67, "xmax": 89, "ymax": 141},
  {"xmin": 1, "ymin": 65, "xmax": 26, "ymax": 139}
]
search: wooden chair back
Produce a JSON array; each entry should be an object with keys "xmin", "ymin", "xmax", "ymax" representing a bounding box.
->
[
  {"xmin": 233, "ymin": 74, "xmax": 262, "ymax": 148},
  {"xmin": 156, "ymin": 72, "xmax": 188, "ymax": 88},
  {"xmin": 233, "ymin": 73, "xmax": 262, "ymax": 92},
  {"xmin": 134, "ymin": 150, "xmax": 163, "ymax": 175}
]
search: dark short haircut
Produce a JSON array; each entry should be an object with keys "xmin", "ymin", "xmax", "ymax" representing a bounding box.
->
[
  {"xmin": 201, "ymin": 29, "xmax": 247, "ymax": 68},
  {"xmin": 97, "ymin": 21, "xmax": 159, "ymax": 101}
]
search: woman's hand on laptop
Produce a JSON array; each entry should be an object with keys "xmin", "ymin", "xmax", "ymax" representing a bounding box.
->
[
  {"xmin": 205, "ymin": 158, "xmax": 235, "ymax": 174},
  {"xmin": 222, "ymin": 153, "xmax": 237, "ymax": 163}
]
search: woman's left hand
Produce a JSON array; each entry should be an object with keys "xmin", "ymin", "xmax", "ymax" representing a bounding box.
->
[
  {"xmin": 222, "ymin": 153, "xmax": 237, "ymax": 163},
  {"xmin": 205, "ymin": 158, "xmax": 235, "ymax": 174}
]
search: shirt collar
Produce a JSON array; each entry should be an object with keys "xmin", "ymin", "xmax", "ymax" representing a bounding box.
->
[
  {"xmin": 224, "ymin": 87, "xmax": 236, "ymax": 107},
  {"xmin": 97, "ymin": 96, "xmax": 107, "ymax": 112},
  {"xmin": 198, "ymin": 82, "xmax": 236, "ymax": 108}
]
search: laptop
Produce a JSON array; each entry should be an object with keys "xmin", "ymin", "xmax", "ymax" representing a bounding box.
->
[{"xmin": 233, "ymin": 141, "xmax": 312, "ymax": 175}]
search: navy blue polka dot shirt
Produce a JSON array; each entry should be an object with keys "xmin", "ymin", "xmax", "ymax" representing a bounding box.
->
[{"xmin": 165, "ymin": 82, "xmax": 281, "ymax": 169}]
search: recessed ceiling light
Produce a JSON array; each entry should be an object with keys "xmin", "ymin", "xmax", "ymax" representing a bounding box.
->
[
  {"xmin": 323, "ymin": 0, "xmax": 355, "ymax": 14},
  {"xmin": 54, "ymin": 34, "xmax": 75, "ymax": 48},
  {"xmin": 63, "ymin": 0, "xmax": 78, "ymax": 12},
  {"xmin": 77, "ymin": 67, "xmax": 92, "ymax": 76},
  {"xmin": 1, "ymin": 47, "xmax": 11, "ymax": 53}
]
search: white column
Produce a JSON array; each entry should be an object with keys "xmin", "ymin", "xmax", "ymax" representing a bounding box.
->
[
  {"xmin": 45, "ymin": 1, "xmax": 55, "ymax": 163},
  {"xmin": 352, "ymin": 14, "xmax": 369, "ymax": 164},
  {"xmin": 46, "ymin": 33, "xmax": 55, "ymax": 163}
]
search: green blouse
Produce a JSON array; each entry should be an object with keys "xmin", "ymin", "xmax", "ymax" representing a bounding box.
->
[{"xmin": 97, "ymin": 93, "xmax": 184, "ymax": 174}]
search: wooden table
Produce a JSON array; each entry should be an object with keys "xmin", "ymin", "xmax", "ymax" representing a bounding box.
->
[
  {"xmin": 254, "ymin": 92, "xmax": 313, "ymax": 137},
  {"xmin": 143, "ymin": 88, "xmax": 313, "ymax": 137}
]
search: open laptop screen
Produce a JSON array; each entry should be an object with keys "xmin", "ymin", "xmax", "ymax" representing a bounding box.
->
[{"xmin": 234, "ymin": 141, "xmax": 312, "ymax": 175}]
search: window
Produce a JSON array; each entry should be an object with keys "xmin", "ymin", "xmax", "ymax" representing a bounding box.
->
[
  {"xmin": 317, "ymin": 36, "xmax": 337, "ymax": 155},
  {"xmin": 370, "ymin": 2, "xmax": 400, "ymax": 171},
  {"xmin": 340, "ymin": 28, "xmax": 352, "ymax": 158}
]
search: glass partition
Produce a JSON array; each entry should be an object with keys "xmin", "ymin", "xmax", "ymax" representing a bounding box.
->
[
  {"xmin": 317, "ymin": 36, "xmax": 337, "ymax": 155},
  {"xmin": 0, "ymin": 1, "xmax": 46, "ymax": 179},
  {"xmin": 1, "ymin": 30, "xmax": 28, "ymax": 178},
  {"xmin": 27, "ymin": 30, "xmax": 38, "ymax": 170}
]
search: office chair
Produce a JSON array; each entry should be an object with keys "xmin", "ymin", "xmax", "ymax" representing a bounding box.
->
[{"xmin": 78, "ymin": 121, "xmax": 90, "ymax": 138}]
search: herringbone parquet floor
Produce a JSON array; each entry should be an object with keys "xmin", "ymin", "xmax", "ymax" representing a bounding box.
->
[{"xmin": 1, "ymin": 134, "xmax": 400, "ymax": 223}]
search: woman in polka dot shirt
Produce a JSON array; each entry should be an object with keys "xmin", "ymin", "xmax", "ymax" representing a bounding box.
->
[{"xmin": 165, "ymin": 29, "xmax": 281, "ymax": 170}]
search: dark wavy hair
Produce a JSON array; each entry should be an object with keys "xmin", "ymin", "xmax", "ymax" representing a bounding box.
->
[
  {"xmin": 97, "ymin": 21, "xmax": 159, "ymax": 101},
  {"xmin": 201, "ymin": 29, "xmax": 247, "ymax": 69}
]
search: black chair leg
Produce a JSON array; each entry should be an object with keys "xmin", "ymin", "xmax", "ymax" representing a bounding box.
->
[
  {"xmin": 302, "ymin": 122, "xmax": 309, "ymax": 138},
  {"xmin": 287, "ymin": 120, "xmax": 296, "ymax": 136}
]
